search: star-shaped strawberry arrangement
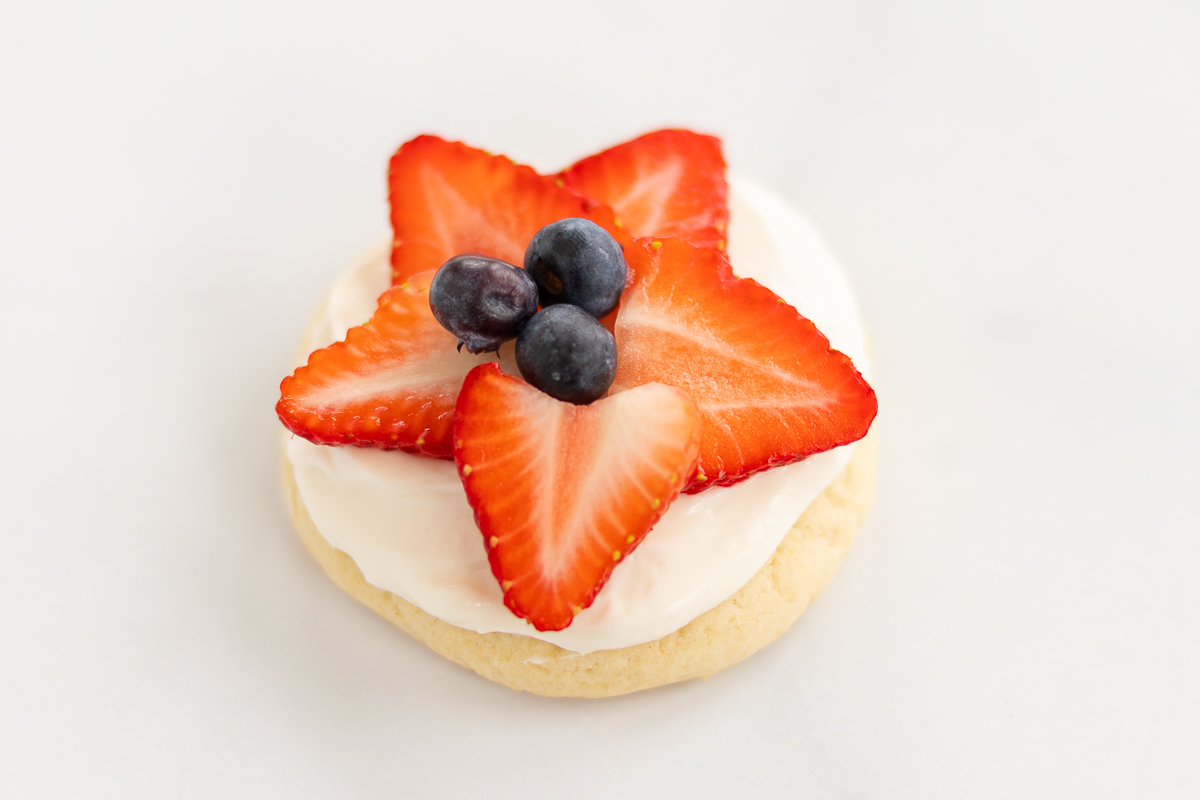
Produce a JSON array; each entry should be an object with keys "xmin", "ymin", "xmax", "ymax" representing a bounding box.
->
[{"xmin": 278, "ymin": 130, "xmax": 877, "ymax": 632}]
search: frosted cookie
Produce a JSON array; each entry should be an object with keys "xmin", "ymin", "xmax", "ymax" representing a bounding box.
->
[{"xmin": 277, "ymin": 131, "xmax": 878, "ymax": 697}]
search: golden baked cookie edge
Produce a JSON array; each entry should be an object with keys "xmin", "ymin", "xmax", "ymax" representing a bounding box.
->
[{"xmin": 279, "ymin": 428, "xmax": 876, "ymax": 698}]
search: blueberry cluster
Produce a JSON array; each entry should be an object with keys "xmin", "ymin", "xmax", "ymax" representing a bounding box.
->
[{"xmin": 428, "ymin": 218, "xmax": 627, "ymax": 404}]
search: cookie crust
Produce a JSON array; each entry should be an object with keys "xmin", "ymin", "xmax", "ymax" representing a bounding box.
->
[{"xmin": 280, "ymin": 429, "xmax": 875, "ymax": 698}]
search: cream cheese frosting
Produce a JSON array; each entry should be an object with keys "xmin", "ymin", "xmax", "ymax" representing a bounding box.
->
[{"xmin": 285, "ymin": 175, "xmax": 870, "ymax": 654}]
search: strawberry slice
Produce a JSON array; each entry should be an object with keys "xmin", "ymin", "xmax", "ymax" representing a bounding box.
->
[
  {"xmin": 612, "ymin": 238, "xmax": 877, "ymax": 492},
  {"xmin": 454, "ymin": 363, "xmax": 700, "ymax": 632},
  {"xmin": 277, "ymin": 271, "xmax": 490, "ymax": 457},
  {"xmin": 388, "ymin": 135, "xmax": 631, "ymax": 285},
  {"xmin": 558, "ymin": 129, "xmax": 729, "ymax": 248}
]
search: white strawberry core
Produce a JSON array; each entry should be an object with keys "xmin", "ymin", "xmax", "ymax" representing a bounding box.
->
[
  {"xmin": 419, "ymin": 163, "xmax": 527, "ymax": 266},
  {"xmin": 302, "ymin": 351, "xmax": 474, "ymax": 407},
  {"xmin": 608, "ymin": 158, "xmax": 684, "ymax": 237}
]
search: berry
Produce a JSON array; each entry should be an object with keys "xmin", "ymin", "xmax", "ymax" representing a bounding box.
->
[
  {"xmin": 388, "ymin": 135, "xmax": 631, "ymax": 285},
  {"xmin": 454, "ymin": 363, "xmax": 700, "ymax": 631},
  {"xmin": 612, "ymin": 238, "xmax": 877, "ymax": 492},
  {"xmin": 558, "ymin": 129, "xmax": 729, "ymax": 248},
  {"xmin": 277, "ymin": 271, "xmax": 489, "ymax": 457},
  {"xmin": 428, "ymin": 255, "xmax": 538, "ymax": 353},
  {"xmin": 523, "ymin": 218, "xmax": 628, "ymax": 317},
  {"xmin": 515, "ymin": 305, "xmax": 617, "ymax": 404}
]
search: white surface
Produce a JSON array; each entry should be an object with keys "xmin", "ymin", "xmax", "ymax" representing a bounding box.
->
[
  {"xmin": 1, "ymin": 1, "xmax": 1197, "ymax": 797},
  {"xmin": 287, "ymin": 177, "xmax": 864, "ymax": 653}
]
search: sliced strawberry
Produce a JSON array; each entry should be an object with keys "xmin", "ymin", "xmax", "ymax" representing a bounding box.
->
[
  {"xmin": 612, "ymin": 238, "xmax": 877, "ymax": 492},
  {"xmin": 454, "ymin": 363, "xmax": 700, "ymax": 632},
  {"xmin": 558, "ymin": 129, "xmax": 729, "ymax": 248},
  {"xmin": 388, "ymin": 135, "xmax": 631, "ymax": 285},
  {"xmin": 277, "ymin": 271, "xmax": 491, "ymax": 457}
]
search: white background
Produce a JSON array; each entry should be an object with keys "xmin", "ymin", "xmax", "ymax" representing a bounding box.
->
[{"xmin": 2, "ymin": 0, "xmax": 1197, "ymax": 796}]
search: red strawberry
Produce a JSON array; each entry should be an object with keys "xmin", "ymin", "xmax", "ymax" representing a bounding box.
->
[
  {"xmin": 454, "ymin": 363, "xmax": 700, "ymax": 632},
  {"xmin": 389, "ymin": 135, "xmax": 631, "ymax": 285},
  {"xmin": 612, "ymin": 238, "xmax": 877, "ymax": 492},
  {"xmin": 277, "ymin": 271, "xmax": 490, "ymax": 457},
  {"xmin": 558, "ymin": 129, "xmax": 729, "ymax": 248}
]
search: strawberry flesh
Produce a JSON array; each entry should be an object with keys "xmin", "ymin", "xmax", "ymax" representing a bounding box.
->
[
  {"xmin": 277, "ymin": 271, "xmax": 489, "ymax": 457},
  {"xmin": 389, "ymin": 135, "xmax": 631, "ymax": 285},
  {"xmin": 558, "ymin": 129, "xmax": 728, "ymax": 248},
  {"xmin": 454, "ymin": 363, "xmax": 700, "ymax": 631},
  {"xmin": 612, "ymin": 238, "xmax": 877, "ymax": 492}
]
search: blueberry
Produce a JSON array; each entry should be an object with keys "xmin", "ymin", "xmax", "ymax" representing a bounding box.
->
[
  {"xmin": 523, "ymin": 218, "xmax": 627, "ymax": 318},
  {"xmin": 515, "ymin": 305, "xmax": 618, "ymax": 404},
  {"xmin": 428, "ymin": 255, "xmax": 539, "ymax": 353}
]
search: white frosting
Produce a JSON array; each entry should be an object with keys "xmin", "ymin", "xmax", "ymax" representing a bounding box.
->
[{"xmin": 285, "ymin": 176, "xmax": 870, "ymax": 653}]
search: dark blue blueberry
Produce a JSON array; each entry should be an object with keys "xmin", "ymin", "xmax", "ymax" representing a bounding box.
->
[
  {"xmin": 523, "ymin": 218, "xmax": 627, "ymax": 318},
  {"xmin": 515, "ymin": 305, "xmax": 618, "ymax": 404},
  {"xmin": 428, "ymin": 255, "xmax": 539, "ymax": 353}
]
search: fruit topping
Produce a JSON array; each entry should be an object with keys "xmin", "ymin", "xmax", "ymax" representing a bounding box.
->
[
  {"xmin": 389, "ymin": 135, "xmax": 630, "ymax": 285},
  {"xmin": 612, "ymin": 238, "xmax": 877, "ymax": 492},
  {"xmin": 558, "ymin": 129, "xmax": 729, "ymax": 248},
  {"xmin": 523, "ymin": 218, "xmax": 628, "ymax": 318},
  {"xmin": 277, "ymin": 271, "xmax": 488, "ymax": 457},
  {"xmin": 515, "ymin": 304, "xmax": 618, "ymax": 405},
  {"xmin": 428, "ymin": 254, "xmax": 538, "ymax": 354},
  {"xmin": 454, "ymin": 363, "xmax": 700, "ymax": 631}
]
